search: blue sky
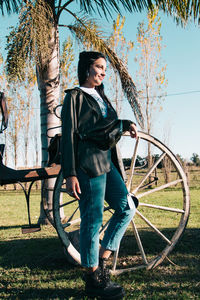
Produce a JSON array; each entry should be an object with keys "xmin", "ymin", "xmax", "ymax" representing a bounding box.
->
[
  {"xmin": 1, "ymin": 7, "xmax": 200, "ymax": 160},
  {"xmin": 115, "ymin": 11, "xmax": 200, "ymax": 160}
]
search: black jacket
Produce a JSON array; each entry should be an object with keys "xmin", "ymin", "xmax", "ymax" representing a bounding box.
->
[{"xmin": 61, "ymin": 87, "xmax": 132, "ymax": 178}]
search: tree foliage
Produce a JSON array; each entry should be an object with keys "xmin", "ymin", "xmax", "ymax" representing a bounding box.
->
[
  {"xmin": 135, "ymin": 7, "xmax": 167, "ymax": 134},
  {"xmin": 1, "ymin": 0, "xmax": 200, "ymax": 25},
  {"xmin": 4, "ymin": 0, "xmax": 200, "ymax": 128},
  {"xmin": 191, "ymin": 153, "xmax": 200, "ymax": 166},
  {"xmin": 5, "ymin": 1, "xmax": 144, "ymax": 127},
  {"xmin": 6, "ymin": 0, "xmax": 54, "ymax": 81},
  {"xmin": 60, "ymin": 37, "xmax": 78, "ymax": 99},
  {"xmin": 68, "ymin": 17, "xmax": 144, "ymax": 127},
  {"xmin": 108, "ymin": 15, "xmax": 134, "ymax": 115}
]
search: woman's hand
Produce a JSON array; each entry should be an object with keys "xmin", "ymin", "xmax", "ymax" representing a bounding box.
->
[
  {"xmin": 129, "ymin": 123, "xmax": 138, "ymax": 139},
  {"xmin": 65, "ymin": 176, "xmax": 81, "ymax": 200}
]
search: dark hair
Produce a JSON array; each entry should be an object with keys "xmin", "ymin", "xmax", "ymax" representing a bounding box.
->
[
  {"xmin": 78, "ymin": 51, "xmax": 106, "ymax": 85},
  {"xmin": 78, "ymin": 51, "xmax": 109, "ymax": 102}
]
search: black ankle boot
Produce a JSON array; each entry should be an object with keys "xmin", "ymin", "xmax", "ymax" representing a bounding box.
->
[
  {"xmin": 84, "ymin": 266, "xmax": 125, "ymax": 299},
  {"xmin": 99, "ymin": 257, "xmax": 109, "ymax": 276}
]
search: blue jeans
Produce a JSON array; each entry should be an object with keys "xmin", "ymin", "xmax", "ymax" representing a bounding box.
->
[{"xmin": 77, "ymin": 163, "xmax": 136, "ymax": 268}]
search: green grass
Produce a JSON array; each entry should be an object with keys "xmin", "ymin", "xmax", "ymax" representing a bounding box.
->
[{"xmin": 0, "ymin": 184, "xmax": 200, "ymax": 299}]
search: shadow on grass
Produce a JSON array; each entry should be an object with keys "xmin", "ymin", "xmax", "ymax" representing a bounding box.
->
[
  {"xmin": 117, "ymin": 228, "xmax": 200, "ymax": 299},
  {"xmin": 0, "ymin": 228, "xmax": 199, "ymax": 269},
  {"xmin": 0, "ymin": 236, "xmax": 71, "ymax": 270},
  {"xmin": 0, "ymin": 287, "xmax": 86, "ymax": 299},
  {"xmin": 0, "ymin": 228, "xmax": 199, "ymax": 299},
  {"xmin": 0, "ymin": 225, "xmax": 22, "ymax": 230},
  {"xmin": 120, "ymin": 227, "xmax": 200, "ymax": 256},
  {"xmin": 0, "ymin": 235, "xmax": 86, "ymax": 299}
]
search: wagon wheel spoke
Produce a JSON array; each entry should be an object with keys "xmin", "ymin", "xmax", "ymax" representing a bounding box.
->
[
  {"xmin": 132, "ymin": 152, "xmax": 166, "ymax": 194},
  {"xmin": 127, "ymin": 137, "xmax": 140, "ymax": 191},
  {"xmin": 58, "ymin": 197, "xmax": 80, "ymax": 228},
  {"xmin": 110, "ymin": 132, "xmax": 190, "ymax": 274},
  {"xmin": 62, "ymin": 217, "xmax": 81, "ymax": 229},
  {"xmin": 112, "ymin": 219, "xmax": 148, "ymax": 274},
  {"xmin": 58, "ymin": 198, "xmax": 77, "ymax": 209},
  {"xmin": 49, "ymin": 178, "xmax": 80, "ymax": 228},
  {"xmin": 139, "ymin": 202, "xmax": 185, "ymax": 214},
  {"xmin": 136, "ymin": 179, "xmax": 183, "ymax": 199},
  {"xmin": 43, "ymin": 184, "xmax": 77, "ymax": 214},
  {"xmin": 53, "ymin": 131, "xmax": 190, "ymax": 274},
  {"xmin": 46, "ymin": 207, "xmax": 53, "ymax": 213},
  {"xmin": 130, "ymin": 220, "xmax": 148, "ymax": 264},
  {"xmin": 112, "ymin": 246, "xmax": 120, "ymax": 271},
  {"xmin": 136, "ymin": 209, "xmax": 172, "ymax": 245},
  {"xmin": 42, "ymin": 180, "xmax": 55, "ymax": 225},
  {"xmin": 66, "ymin": 206, "xmax": 79, "ymax": 222}
]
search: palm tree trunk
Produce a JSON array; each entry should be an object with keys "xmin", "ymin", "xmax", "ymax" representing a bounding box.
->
[{"xmin": 36, "ymin": 24, "xmax": 63, "ymax": 224}]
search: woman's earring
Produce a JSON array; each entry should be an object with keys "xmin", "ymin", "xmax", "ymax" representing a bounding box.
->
[{"xmin": 86, "ymin": 71, "xmax": 89, "ymax": 78}]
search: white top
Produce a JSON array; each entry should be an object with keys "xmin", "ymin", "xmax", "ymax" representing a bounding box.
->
[{"xmin": 80, "ymin": 87, "xmax": 108, "ymax": 118}]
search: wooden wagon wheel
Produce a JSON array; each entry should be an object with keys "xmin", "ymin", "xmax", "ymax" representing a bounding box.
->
[
  {"xmin": 52, "ymin": 131, "xmax": 190, "ymax": 274},
  {"xmin": 42, "ymin": 177, "xmax": 65, "ymax": 226},
  {"xmin": 42, "ymin": 178, "xmax": 55, "ymax": 226}
]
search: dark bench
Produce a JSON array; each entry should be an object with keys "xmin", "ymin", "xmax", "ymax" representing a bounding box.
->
[{"xmin": 0, "ymin": 92, "xmax": 60, "ymax": 233}]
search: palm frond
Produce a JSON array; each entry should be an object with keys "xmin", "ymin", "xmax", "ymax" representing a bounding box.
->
[
  {"xmin": 78, "ymin": 0, "xmax": 155, "ymax": 19},
  {"xmin": 68, "ymin": 18, "xmax": 144, "ymax": 128},
  {"xmin": 105, "ymin": 46, "xmax": 144, "ymax": 128},
  {"xmin": 155, "ymin": 0, "xmax": 200, "ymax": 25},
  {"xmin": 184, "ymin": 0, "xmax": 200, "ymax": 24},
  {"xmin": 6, "ymin": 0, "xmax": 54, "ymax": 81},
  {"xmin": 0, "ymin": 0, "xmax": 20, "ymax": 15},
  {"xmin": 77, "ymin": 0, "xmax": 200, "ymax": 24}
]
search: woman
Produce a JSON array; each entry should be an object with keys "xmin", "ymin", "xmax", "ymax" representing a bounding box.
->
[{"xmin": 61, "ymin": 51, "xmax": 138, "ymax": 299}]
